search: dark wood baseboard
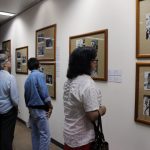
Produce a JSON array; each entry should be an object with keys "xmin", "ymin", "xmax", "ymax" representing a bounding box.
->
[
  {"xmin": 51, "ymin": 138, "xmax": 64, "ymax": 149},
  {"xmin": 17, "ymin": 118, "xmax": 64, "ymax": 149}
]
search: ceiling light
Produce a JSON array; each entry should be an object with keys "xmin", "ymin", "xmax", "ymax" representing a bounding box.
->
[{"xmin": 0, "ymin": 12, "xmax": 15, "ymax": 17}]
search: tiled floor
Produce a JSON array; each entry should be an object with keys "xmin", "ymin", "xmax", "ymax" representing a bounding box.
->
[{"xmin": 13, "ymin": 120, "xmax": 63, "ymax": 150}]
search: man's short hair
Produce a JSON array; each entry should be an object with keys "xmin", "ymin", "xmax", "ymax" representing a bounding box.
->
[{"xmin": 27, "ymin": 57, "xmax": 39, "ymax": 71}]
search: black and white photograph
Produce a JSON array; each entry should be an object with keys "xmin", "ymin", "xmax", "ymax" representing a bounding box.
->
[
  {"xmin": 22, "ymin": 56, "xmax": 26, "ymax": 64},
  {"xmin": 146, "ymin": 13, "xmax": 150, "ymax": 40},
  {"xmin": 45, "ymin": 37, "xmax": 53, "ymax": 49},
  {"xmin": 38, "ymin": 33, "xmax": 44, "ymax": 43},
  {"xmin": 17, "ymin": 62, "xmax": 21, "ymax": 70},
  {"xmin": 91, "ymin": 39, "xmax": 98, "ymax": 49},
  {"xmin": 39, "ymin": 66, "xmax": 44, "ymax": 72},
  {"xmin": 144, "ymin": 71, "xmax": 150, "ymax": 90},
  {"xmin": 76, "ymin": 39, "xmax": 85, "ymax": 48},
  {"xmin": 143, "ymin": 95, "xmax": 150, "ymax": 116},
  {"xmin": 38, "ymin": 46, "xmax": 44, "ymax": 56},
  {"xmin": 46, "ymin": 74, "xmax": 53, "ymax": 85},
  {"xmin": 17, "ymin": 52, "xmax": 21, "ymax": 59}
]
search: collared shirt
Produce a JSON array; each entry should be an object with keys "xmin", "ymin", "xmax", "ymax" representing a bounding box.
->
[
  {"xmin": 63, "ymin": 75, "xmax": 102, "ymax": 147},
  {"xmin": 0, "ymin": 70, "xmax": 19, "ymax": 114},
  {"xmin": 24, "ymin": 70, "xmax": 51, "ymax": 108}
]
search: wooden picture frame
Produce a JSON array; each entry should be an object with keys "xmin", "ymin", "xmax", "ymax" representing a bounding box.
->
[
  {"xmin": 2, "ymin": 40, "xmax": 11, "ymax": 73},
  {"xmin": 69, "ymin": 29, "xmax": 108, "ymax": 81},
  {"xmin": 36, "ymin": 24, "xmax": 56, "ymax": 61},
  {"xmin": 39, "ymin": 62, "xmax": 56, "ymax": 99},
  {"xmin": 135, "ymin": 62, "xmax": 150, "ymax": 125},
  {"xmin": 16, "ymin": 46, "xmax": 28, "ymax": 74},
  {"xmin": 136, "ymin": 0, "xmax": 150, "ymax": 58}
]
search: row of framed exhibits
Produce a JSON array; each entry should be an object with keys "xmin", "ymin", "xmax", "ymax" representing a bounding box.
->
[
  {"xmin": 135, "ymin": 0, "xmax": 150, "ymax": 125},
  {"xmin": 2, "ymin": 25, "xmax": 108, "ymax": 99}
]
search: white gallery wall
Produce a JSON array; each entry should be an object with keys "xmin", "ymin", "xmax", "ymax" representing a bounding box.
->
[{"xmin": 0, "ymin": 0, "xmax": 150, "ymax": 149}]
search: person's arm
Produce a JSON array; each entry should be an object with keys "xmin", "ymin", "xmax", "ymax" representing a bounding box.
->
[
  {"xmin": 38, "ymin": 73, "xmax": 53, "ymax": 113},
  {"xmin": 82, "ymin": 83, "xmax": 106, "ymax": 122},
  {"xmin": 10, "ymin": 76, "xmax": 19, "ymax": 108},
  {"xmin": 86, "ymin": 106, "xmax": 106, "ymax": 122}
]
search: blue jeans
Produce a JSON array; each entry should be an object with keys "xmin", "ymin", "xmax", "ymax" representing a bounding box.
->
[{"xmin": 29, "ymin": 109, "xmax": 51, "ymax": 150}]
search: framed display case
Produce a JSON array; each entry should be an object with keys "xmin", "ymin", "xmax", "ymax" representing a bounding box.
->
[
  {"xmin": 36, "ymin": 24, "xmax": 56, "ymax": 61},
  {"xmin": 135, "ymin": 62, "xmax": 150, "ymax": 125},
  {"xmin": 39, "ymin": 62, "xmax": 56, "ymax": 99},
  {"xmin": 136, "ymin": 0, "xmax": 150, "ymax": 58},
  {"xmin": 69, "ymin": 29, "xmax": 108, "ymax": 81},
  {"xmin": 16, "ymin": 46, "xmax": 28, "ymax": 74}
]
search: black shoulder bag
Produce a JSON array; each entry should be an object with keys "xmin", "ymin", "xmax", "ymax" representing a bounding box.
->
[{"xmin": 92, "ymin": 114, "xmax": 109, "ymax": 150}]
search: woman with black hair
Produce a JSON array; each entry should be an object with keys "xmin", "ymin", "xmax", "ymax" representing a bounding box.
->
[{"xmin": 63, "ymin": 46, "xmax": 106, "ymax": 150}]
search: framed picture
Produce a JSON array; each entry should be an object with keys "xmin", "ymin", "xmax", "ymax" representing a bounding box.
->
[
  {"xmin": 2, "ymin": 40, "xmax": 11, "ymax": 73},
  {"xmin": 36, "ymin": 24, "xmax": 56, "ymax": 61},
  {"xmin": 16, "ymin": 46, "xmax": 28, "ymax": 74},
  {"xmin": 69, "ymin": 29, "xmax": 108, "ymax": 81},
  {"xmin": 135, "ymin": 62, "xmax": 150, "ymax": 125},
  {"xmin": 136, "ymin": 0, "xmax": 150, "ymax": 58},
  {"xmin": 39, "ymin": 62, "xmax": 56, "ymax": 99}
]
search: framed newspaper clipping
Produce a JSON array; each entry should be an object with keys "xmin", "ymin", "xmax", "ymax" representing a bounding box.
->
[
  {"xmin": 36, "ymin": 24, "xmax": 56, "ymax": 61},
  {"xmin": 135, "ymin": 62, "xmax": 150, "ymax": 125},
  {"xmin": 39, "ymin": 62, "xmax": 56, "ymax": 99},
  {"xmin": 136, "ymin": 0, "xmax": 150, "ymax": 58},
  {"xmin": 2, "ymin": 40, "xmax": 11, "ymax": 73},
  {"xmin": 16, "ymin": 46, "xmax": 28, "ymax": 74}
]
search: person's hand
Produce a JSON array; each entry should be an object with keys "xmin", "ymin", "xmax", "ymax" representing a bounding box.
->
[
  {"xmin": 46, "ymin": 108, "xmax": 53, "ymax": 118},
  {"xmin": 99, "ymin": 106, "xmax": 106, "ymax": 116}
]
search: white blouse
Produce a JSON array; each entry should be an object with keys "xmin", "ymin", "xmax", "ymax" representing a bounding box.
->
[{"xmin": 63, "ymin": 75, "xmax": 102, "ymax": 147}]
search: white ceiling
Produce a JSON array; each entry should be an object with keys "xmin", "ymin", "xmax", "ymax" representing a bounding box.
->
[{"xmin": 0, "ymin": 0, "xmax": 44, "ymax": 26}]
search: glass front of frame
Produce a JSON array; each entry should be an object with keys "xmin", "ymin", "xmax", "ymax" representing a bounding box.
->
[
  {"xmin": 136, "ymin": 0, "xmax": 150, "ymax": 57},
  {"xmin": 39, "ymin": 63, "xmax": 56, "ymax": 99},
  {"xmin": 36, "ymin": 24, "xmax": 56, "ymax": 61},
  {"xmin": 135, "ymin": 63, "xmax": 150, "ymax": 125},
  {"xmin": 16, "ymin": 46, "xmax": 28, "ymax": 74},
  {"xmin": 2, "ymin": 40, "xmax": 11, "ymax": 73},
  {"xmin": 69, "ymin": 29, "xmax": 108, "ymax": 81}
]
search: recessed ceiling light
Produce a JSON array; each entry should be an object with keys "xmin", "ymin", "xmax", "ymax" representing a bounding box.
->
[{"xmin": 0, "ymin": 12, "xmax": 15, "ymax": 17}]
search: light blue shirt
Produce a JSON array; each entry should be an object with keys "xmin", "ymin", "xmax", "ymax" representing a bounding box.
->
[
  {"xmin": 24, "ymin": 70, "xmax": 51, "ymax": 118},
  {"xmin": 0, "ymin": 70, "xmax": 19, "ymax": 114},
  {"xmin": 24, "ymin": 70, "xmax": 51, "ymax": 107}
]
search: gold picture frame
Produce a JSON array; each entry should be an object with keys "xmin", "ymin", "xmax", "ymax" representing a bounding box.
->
[
  {"xmin": 16, "ymin": 46, "xmax": 28, "ymax": 74},
  {"xmin": 36, "ymin": 24, "xmax": 56, "ymax": 61},
  {"xmin": 2, "ymin": 40, "xmax": 11, "ymax": 73},
  {"xmin": 39, "ymin": 62, "xmax": 56, "ymax": 99},
  {"xmin": 136, "ymin": 0, "xmax": 150, "ymax": 58},
  {"xmin": 69, "ymin": 29, "xmax": 108, "ymax": 81},
  {"xmin": 135, "ymin": 62, "xmax": 150, "ymax": 125}
]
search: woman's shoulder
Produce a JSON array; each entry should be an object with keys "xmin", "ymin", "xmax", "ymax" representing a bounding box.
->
[{"xmin": 77, "ymin": 74, "xmax": 94, "ymax": 84}]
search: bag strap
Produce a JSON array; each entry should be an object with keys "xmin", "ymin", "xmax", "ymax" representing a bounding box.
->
[
  {"xmin": 98, "ymin": 113, "xmax": 105, "ymax": 140},
  {"xmin": 92, "ymin": 111, "xmax": 105, "ymax": 141}
]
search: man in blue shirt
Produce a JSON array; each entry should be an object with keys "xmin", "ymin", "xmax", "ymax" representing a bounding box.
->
[
  {"xmin": 24, "ymin": 57, "xmax": 53, "ymax": 150},
  {"xmin": 0, "ymin": 50, "xmax": 19, "ymax": 150}
]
